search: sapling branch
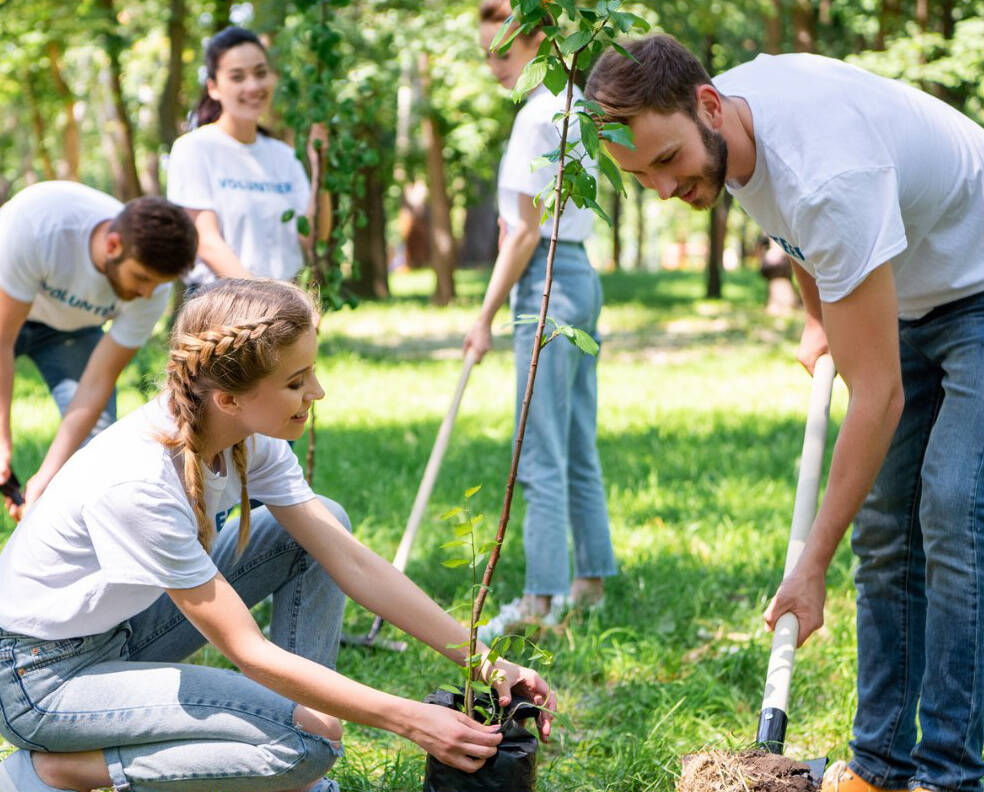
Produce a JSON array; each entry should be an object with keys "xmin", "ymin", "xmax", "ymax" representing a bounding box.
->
[{"xmin": 469, "ymin": 46, "xmax": 582, "ymax": 667}]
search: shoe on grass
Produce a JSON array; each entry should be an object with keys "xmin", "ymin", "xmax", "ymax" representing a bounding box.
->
[
  {"xmin": 821, "ymin": 760, "xmax": 907, "ymax": 792},
  {"xmin": 478, "ymin": 596, "xmax": 564, "ymax": 644}
]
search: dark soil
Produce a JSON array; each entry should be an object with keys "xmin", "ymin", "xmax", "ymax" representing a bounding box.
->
[{"xmin": 677, "ymin": 750, "xmax": 817, "ymax": 792}]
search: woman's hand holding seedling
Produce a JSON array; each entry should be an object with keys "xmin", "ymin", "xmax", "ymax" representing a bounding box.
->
[
  {"xmin": 403, "ymin": 701, "xmax": 503, "ymax": 772},
  {"xmin": 483, "ymin": 655, "xmax": 556, "ymax": 740}
]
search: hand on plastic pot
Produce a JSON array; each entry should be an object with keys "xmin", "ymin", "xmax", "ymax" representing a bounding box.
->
[
  {"xmin": 407, "ymin": 700, "xmax": 503, "ymax": 772},
  {"xmin": 482, "ymin": 657, "xmax": 556, "ymax": 741}
]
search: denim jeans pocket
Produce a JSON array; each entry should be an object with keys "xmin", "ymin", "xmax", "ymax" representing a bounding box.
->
[{"xmin": 14, "ymin": 637, "xmax": 86, "ymax": 675}]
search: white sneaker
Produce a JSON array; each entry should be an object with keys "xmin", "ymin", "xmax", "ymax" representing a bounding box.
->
[
  {"xmin": 0, "ymin": 750, "xmax": 69, "ymax": 792},
  {"xmin": 477, "ymin": 596, "xmax": 565, "ymax": 644}
]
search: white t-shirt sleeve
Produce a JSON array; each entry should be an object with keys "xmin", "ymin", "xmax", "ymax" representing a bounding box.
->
[
  {"xmin": 0, "ymin": 206, "xmax": 41, "ymax": 304},
  {"xmin": 500, "ymin": 107, "xmax": 564, "ymax": 199},
  {"xmin": 243, "ymin": 434, "xmax": 315, "ymax": 507},
  {"xmin": 167, "ymin": 135, "xmax": 215, "ymax": 211},
  {"xmin": 108, "ymin": 283, "xmax": 171, "ymax": 348},
  {"xmin": 792, "ymin": 167, "xmax": 908, "ymax": 302},
  {"xmin": 83, "ymin": 480, "xmax": 218, "ymax": 589}
]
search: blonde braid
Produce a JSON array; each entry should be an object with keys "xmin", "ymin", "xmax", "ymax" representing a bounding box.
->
[
  {"xmin": 231, "ymin": 439, "xmax": 251, "ymax": 556},
  {"xmin": 164, "ymin": 317, "xmax": 278, "ymax": 552},
  {"xmin": 163, "ymin": 360, "xmax": 214, "ymax": 552}
]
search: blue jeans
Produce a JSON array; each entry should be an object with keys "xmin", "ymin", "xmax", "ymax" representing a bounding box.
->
[
  {"xmin": 0, "ymin": 497, "xmax": 349, "ymax": 792},
  {"xmin": 849, "ymin": 291, "xmax": 984, "ymax": 792},
  {"xmin": 13, "ymin": 321, "xmax": 116, "ymax": 436},
  {"xmin": 511, "ymin": 239, "xmax": 617, "ymax": 596}
]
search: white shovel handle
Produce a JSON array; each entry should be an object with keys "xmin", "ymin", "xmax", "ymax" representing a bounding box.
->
[
  {"xmin": 761, "ymin": 354, "xmax": 836, "ymax": 712},
  {"xmin": 391, "ymin": 350, "xmax": 477, "ymax": 572}
]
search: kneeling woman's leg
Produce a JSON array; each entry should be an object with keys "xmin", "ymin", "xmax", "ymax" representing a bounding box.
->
[
  {"xmin": 0, "ymin": 626, "xmax": 342, "ymax": 792},
  {"xmin": 126, "ymin": 496, "xmax": 351, "ymax": 670}
]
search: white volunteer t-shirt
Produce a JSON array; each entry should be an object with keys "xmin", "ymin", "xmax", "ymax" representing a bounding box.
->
[
  {"xmin": 167, "ymin": 125, "xmax": 311, "ymax": 285},
  {"xmin": 0, "ymin": 395, "xmax": 315, "ymax": 640},
  {"xmin": 0, "ymin": 181, "xmax": 171, "ymax": 348},
  {"xmin": 715, "ymin": 54, "xmax": 984, "ymax": 319},
  {"xmin": 498, "ymin": 84, "xmax": 595, "ymax": 242}
]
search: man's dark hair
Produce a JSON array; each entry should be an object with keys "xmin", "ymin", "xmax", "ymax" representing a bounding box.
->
[
  {"xmin": 585, "ymin": 34, "xmax": 713, "ymax": 124},
  {"xmin": 108, "ymin": 197, "xmax": 198, "ymax": 277}
]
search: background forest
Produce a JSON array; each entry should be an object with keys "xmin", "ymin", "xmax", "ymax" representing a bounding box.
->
[{"xmin": 3, "ymin": 0, "xmax": 983, "ymax": 303}]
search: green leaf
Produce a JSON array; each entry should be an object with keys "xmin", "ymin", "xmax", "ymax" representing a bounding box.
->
[
  {"xmin": 560, "ymin": 29, "xmax": 593, "ymax": 56},
  {"xmin": 441, "ymin": 539, "xmax": 467, "ymax": 550},
  {"xmin": 579, "ymin": 114, "xmax": 600, "ymax": 160},
  {"xmin": 464, "ymin": 484, "xmax": 482, "ymax": 498},
  {"xmin": 489, "ymin": 15, "xmax": 516, "ymax": 53},
  {"xmin": 439, "ymin": 684, "xmax": 460, "ymax": 695},
  {"xmin": 296, "ymin": 216, "xmax": 311, "ymax": 236},
  {"xmin": 454, "ymin": 523, "xmax": 473, "ymax": 537},
  {"xmin": 582, "ymin": 195, "xmax": 613, "ymax": 226},
  {"xmin": 543, "ymin": 56, "xmax": 567, "ymax": 95},
  {"xmin": 469, "ymin": 514, "xmax": 485, "ymax": 527},
  {"xmin": 575, "ymin": 98, "xmax": 606, "ymax": 116},
  {"xmin": 572, "ymin": 328, "xmax": 600, "ymax": 356},
  {"xmin": 512, "ymin": 57, "xmax": 547, "ymax": 102},
  {"xmin": 530, "ymin": 155, "xmax": 551, "ymax": 174},
  {"xmin": 441, "ymin": 506, "xmax": 463, "ymax": 521},
  {"xmin": 598, "ymin": 152, "xmax": 626, "ymax": 195},
  {"xmin": 611, "ymin": 41, "xmax": 637, "ymax": 62},
  {"xmin": 599, "ymin": 123, "xmax": 635, "ymax": 149},
  {"xmin": 479, "ymin": 541, "xmax": 499, "ymax": 554},
  {"xmin": 441, "ymin": 558, "xmax": 471, "ymax": 569},
  {"xmin": 281, "ymin": 209, "xmax": 296, "ymax": 222}
]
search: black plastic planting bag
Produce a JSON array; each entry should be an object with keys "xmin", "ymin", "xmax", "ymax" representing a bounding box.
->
[{"xmin": 422, "ymin": 688, "xmax": 538, "ymax": 792}]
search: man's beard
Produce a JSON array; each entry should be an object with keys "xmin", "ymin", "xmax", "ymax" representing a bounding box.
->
[
  {"xmin": 693, "ymin": 117, "xmax": 729, "ymax": 210},
  {"xmin": 103, "ymin": 254, "xmax": 135, "ymax": 301}
]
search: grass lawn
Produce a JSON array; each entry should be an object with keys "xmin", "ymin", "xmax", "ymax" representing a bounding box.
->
[{"xmin": 0, "ymin": 266, "xmax": 856, "ymax": 792}]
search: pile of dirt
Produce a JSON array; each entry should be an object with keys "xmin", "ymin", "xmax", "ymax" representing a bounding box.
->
[{"xmin": 677, "ymin": 750, "xmax": 817, "ymax": 792}]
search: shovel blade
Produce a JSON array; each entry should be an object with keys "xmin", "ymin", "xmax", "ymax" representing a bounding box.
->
[{"xmin": 804, "ymin": 757, "xmax": 828, "ymax": 788}]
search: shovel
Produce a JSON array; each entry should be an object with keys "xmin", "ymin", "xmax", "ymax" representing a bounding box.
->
[
  {"xmin": 755, "ymin": 353, "xmax": 836, "ymax": 785},
  {"xmin": 345, "ymin": 350, "xmax": 478, "ymax": 651}
]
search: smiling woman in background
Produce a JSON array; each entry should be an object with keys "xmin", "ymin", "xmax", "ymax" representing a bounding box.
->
[{"xmin": 166, "ymin": 26, "xmax": 318, "ymax": 288}]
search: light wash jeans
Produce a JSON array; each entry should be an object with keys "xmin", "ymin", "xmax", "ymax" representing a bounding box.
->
[
  {"xmin": 13, "ymin": 321, "xmax": 116, "ymax": 437},
  {"xmin": 510, "ymin": 238, "xmax": 617, "ymax": 596},
  {"xmin": 0, "ymin": 498, "xmax": 348, "ymax": 792},
  {"xmin": 849, "ymin": 291, "xmax": 984, "ymax": 792}
]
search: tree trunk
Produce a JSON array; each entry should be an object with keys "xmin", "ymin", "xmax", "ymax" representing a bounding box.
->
[
  {"xmin": 876, "ymin": 0, "xmax": 902, "ymax": 49},
  {"xmin": 764, "ymin": 0, "xmax": 782, "ymax": 54},
  {"xmin": 611, "ymin": 187, "xmax": 621, "ymax": 270},
  {"xmin": 159, "ymin": 0, "xmax": 187, "ymax": 149},
  {"xmin": 350, "ymin": 159, "xmax": 390, "ymax": 299},
  {"xmin": 706, "ymin": 193, "xmax": 732, "ymax": 299},
  {"xmin": 459, "ymin": 186, "xmax": 497, "ymax": 269},
  {"xmin": 941, "ymin": 0, "xmax": 954, "ymax": 38},
  {"xmin": 634, "ymin": 180, "xmax": 645, "ymax": 270},
  {"xmin": 98, "ymin": 0, "xmax": 142, "ymax": 200},
  {"xmin": 418, "ymin": 52, "xmax": 456, "ymax": 306},
  {"xmin": 24, "ymin": 72, "xmax": 56, "ymax": 180},
  {"xmin": 915, "ymin": 0, "xmax": 929, "ymax": 30},
  {"xmin": 46, "ymin": 41, "xmax": 80, "ymax": 181},
  {"xmin": 791, "ymin": 0, "xmax": 816, "ymax": 52}
]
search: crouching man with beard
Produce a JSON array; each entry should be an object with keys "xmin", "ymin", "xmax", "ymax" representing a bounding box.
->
[
  {"xmin": 586, "ymin": 34, "xmax": 984, "ymax": 792},
  {"xmin": 0, "ymin": 181, "xmax": 197, "ymax": 519}
]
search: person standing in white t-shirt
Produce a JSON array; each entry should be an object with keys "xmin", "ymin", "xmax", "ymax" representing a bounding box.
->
[
  {"xmin": 167, "ymin": 26, "xmax": 323, "ymax": 287},
  {"xmin": 588, "ymin": 34, "xmax": 984, "ymax": 792},
  {"xmin": 0, "ymin": 181, "xmax": 197, "ymax": 520},
  {"xmin": 466, "ymin": 0, "xmax": 617, "ymax": 641},
  {"xmin": 0, "ymin": 278, "xmax": 555, "ymax": 792}
]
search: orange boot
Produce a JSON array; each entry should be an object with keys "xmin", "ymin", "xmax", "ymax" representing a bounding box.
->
[{"xmin": 822, "ymin": 761, "xmax": 908, "ymax": 792}]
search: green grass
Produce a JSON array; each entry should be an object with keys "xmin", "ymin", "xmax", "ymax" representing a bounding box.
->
[{"xmin": 0, "ymin": 267, "xmax": 857, "ymax": 791}]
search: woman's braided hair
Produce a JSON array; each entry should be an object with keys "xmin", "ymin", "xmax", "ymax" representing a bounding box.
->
[{"xmin": 162, "ymin": 278, "xmax": 318, "ymax": 554}]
